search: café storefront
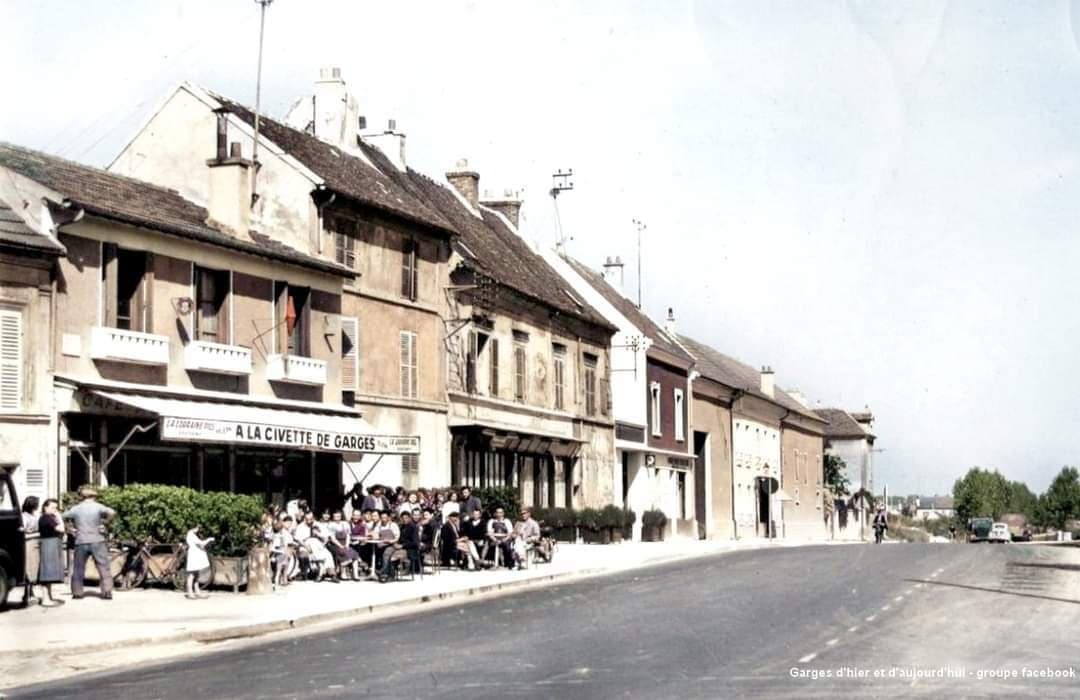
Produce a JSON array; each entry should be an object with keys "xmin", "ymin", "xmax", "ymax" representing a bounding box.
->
[{"xmin": 59, "ymin": 382, "xmax": 419, "ymax": 513}]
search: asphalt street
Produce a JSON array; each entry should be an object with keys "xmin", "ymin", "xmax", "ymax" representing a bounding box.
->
[{"xmin": 11, "ymin": 543, "xmax": 1080, "ymax": 699}]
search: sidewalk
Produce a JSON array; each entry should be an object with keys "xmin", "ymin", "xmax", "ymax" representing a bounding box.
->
[{"xmin": 2, "ymin": 537, "xmax": 841, "ymax": 663}]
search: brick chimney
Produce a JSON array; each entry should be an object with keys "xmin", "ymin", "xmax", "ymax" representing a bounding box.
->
[
  {"xmin": 206, "ymin": 112, "xmax": 251, "ymax": 236},
  {"xmin": 446, "ymin": 159, "xmax": 480, "ymax": 209},
  {"xmin": 760, "ymin": 366, "xmax": 775, "ymax": 398},
  {"xmin": 480, "ymin": 189, "xmax": 522, "ymax": 228}
]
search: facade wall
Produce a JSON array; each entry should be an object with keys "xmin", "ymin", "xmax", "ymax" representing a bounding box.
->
[
  {"xmin": 781, "ymin": 424, "xmax": 826, "ymax": 541},
  {"xmin": 827, "ymin": 438, "xmax": 871, "ymax": 494},
  {"xmin": 691, "ymin": 393, "xmax": 734, "ymax": 540},
  {"xmin": 646, "ymin": 357, "xmax": 690, "ymax": 453},
  {"xmin": 0, "ymin": 253, "xmax": 56, "ymax": 502},
  {"xmin": 731, "ymin": 397, "xmax": 784, "ymax": 538}
]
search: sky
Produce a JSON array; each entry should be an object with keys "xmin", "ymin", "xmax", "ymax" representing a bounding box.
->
[{"xmin": 4, "ymin": 0, "xmax": 1080, "ymax": 495}]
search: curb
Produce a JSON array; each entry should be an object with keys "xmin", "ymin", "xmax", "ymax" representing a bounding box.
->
[{"xmin": 9, "ymin": 539, "xmax": 852, "ymax": 659}]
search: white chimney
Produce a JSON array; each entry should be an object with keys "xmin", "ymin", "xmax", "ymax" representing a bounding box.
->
[
  {"xmin": 760, "ymin": 366, "xmax": 775, "ymax": 398},
  {"xmin": 602, "ymin": 256, "xmax": 625, "ymax": 288},
  {"xmin": 664, "ymin": 307, "xmax": 676, "ymax": 335},
  {"xmin": 312, "ymin": 67, "xmax": 360, "ymax": 150},
  {"xmin": 361, "ymin": 118, "xmax": 407, "ymax": 170},
  {"xmin": 206, "ymin": 139, "xmax": 251, "ymax": 236},
  {"xmin": 787, "ymin": 389, "xmax": 810, "ymax": 408}
]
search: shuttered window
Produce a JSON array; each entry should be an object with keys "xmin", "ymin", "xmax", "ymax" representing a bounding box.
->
[
  {"xmin": 488, "ymin": 337, "xmax": 500, "ymax": 397},
  {"xmin": 399, "ymin": 331, "xmax": 418, "ymax": 398},
  {"xmin": 553, "ymin": 354, "xmax": 565, "ymax": 410},
  {"xmin": 514, "ymin": 344, "xmax": 527, "ymax": 402},
  {"xmin": 583, "ymin": 354, "xmax": 597, "ymax": 416},
  {"xmin": 466, "ymin": 330, "xmax": 478, "ymax": 394},
  {"xmin": 341, "ymin": 316, "xmax": 359, "ymax": 391},
  {"xmin": 401, "ymin": 239, "xmax": 418, "ymax": 301},
  {"xmin": 0, "ymin": 309, "xmax": 22, "ymax": 410},
  {"xmin": 402, "ymin": 453, "xmax": 419, "ymax": 489}
]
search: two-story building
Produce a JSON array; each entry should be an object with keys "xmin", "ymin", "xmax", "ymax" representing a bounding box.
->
[
  {"xmin": 0, "ymin": 142, "xmax": 416, "ymax": 509},
  {"xmin": 107, "ymin": 72, "xmax": 450, "ymax": 491},
  {"xmin": 548, "ymin": 255, "xmax": 697, "ymax": 539},
  {"xmin": 819, "ymin": 407, "xmax": 876, "ymax": 539},
  {"xmin": 398, "ymin": 166, "xmax": 617, "ymax": 509},
  {"xmin": 0, "ymin": 163, "xmax": 67, "ymax": 504}
]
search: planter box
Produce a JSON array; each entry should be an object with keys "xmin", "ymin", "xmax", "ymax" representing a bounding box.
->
[
  {"xmin": 612, "ymin": 529, "xmax": 624, "ymax": 544},
  {"xmin": 581, "ymin": 529, "xmax": 612, "ymax": 545},
  {"xmin": 553, "ymin": 526, "xmax": 577, "ymax": 543},
  {"xmin": 642, "ymin": 526, "xmax": 665, "ymax": 542},
  {"xmin": 211, "ymin": 555, "xmax": 248, "ymax": 593}
]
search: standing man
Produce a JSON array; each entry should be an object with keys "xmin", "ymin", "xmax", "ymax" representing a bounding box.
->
[
  {"xmin": 362, "ymin": 486, "xmax": 390, "ymax": 513},
  {"xmin": 460, "ymin": 487, "xmax": 482, "ymax": 518},
  {"xmin": 62, "ymin": 487, "xmax": 116, "ymax": 600},
  {"xmin": 872, "ymin": 506, "xmax": 888, "ymax": 544}
]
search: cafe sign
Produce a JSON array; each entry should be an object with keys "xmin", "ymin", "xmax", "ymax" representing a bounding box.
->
[{"xmin": 160, "ymin": 416, "xmax": 420, "ymax": 455}]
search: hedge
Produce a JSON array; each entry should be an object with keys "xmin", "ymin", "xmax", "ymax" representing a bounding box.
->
[{"xmin": 64, "ymin": 484, "xmax": 264, "ymax": 557}]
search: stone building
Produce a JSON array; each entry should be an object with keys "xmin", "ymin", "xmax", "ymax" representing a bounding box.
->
[
  {"xmin": 548, "ymin": 254, "xmax": 698, "ymax": 539},
  {"xmin": 108, "ymin": 75, "xmax": 452, "ymax": 491},
  {"xmin": 0, "ymin": 143, "xmax": 414, "ymax": 509},
  {"xmin": 818, "ymin": 407, "xmax": 876, "ymax": 540}
]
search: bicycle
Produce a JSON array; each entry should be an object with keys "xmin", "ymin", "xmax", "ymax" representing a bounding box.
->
[{"xmin": 118, "ymin": 540, "xmax": 215, "ymax": 591}]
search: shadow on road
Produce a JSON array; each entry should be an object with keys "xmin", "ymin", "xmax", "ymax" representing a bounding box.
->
[{"xmin": 903, "ymin": 578, "xmax": 1080, "ymax": 605}]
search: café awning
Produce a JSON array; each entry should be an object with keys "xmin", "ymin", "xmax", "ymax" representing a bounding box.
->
[{"xmin": 92, "ymin": 390, "xmax": 420, "ymax": 455}]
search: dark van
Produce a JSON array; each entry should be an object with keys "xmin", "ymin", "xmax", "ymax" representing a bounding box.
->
[{"xmin": 0, "ymin": 465, "xmax": 26, "ymax": 607}]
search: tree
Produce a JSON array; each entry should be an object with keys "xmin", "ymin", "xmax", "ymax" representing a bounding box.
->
[
  {"xmin": 952, "ymin": 467, "xmax": 1010, "ymax": 522},
  {"xmin": 824, "ymin": 454, "xmax": 850, "ymax": 497},
  {"xmin": 1004, "ymin": 480, "xmax": 1038, "ymax": 519},
  {"xmin": 1037, "ymin": 467, "xmax": 1080, "ymax": 529}
]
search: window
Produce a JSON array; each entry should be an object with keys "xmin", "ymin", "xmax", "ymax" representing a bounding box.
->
[
  {"xmin": 399, "ymin": 330, "xmax": 418, "ymax": 398},
  {"xmin": 466, "ymin": 330, "xmax": 478, "ymax": 394},
  {"xmin": 402, "ymin": 453, "xmax": 419, "ymax": 490},
  {"xmin": 553, "ymin": 344, "xmax": 567, "ymax": 410},
  {"xmin": 0, "ymin": 309, "xmax": 22, "ymax": 410},
  {"xmin": 194, "ymin": 267, "xmax": 230, "ymax": 343},
  {"xmin": 488, "ymin": 337, "xmax": 500, "ymax": 396},
  {"xmin": 583, "ymin": 353, "xmax": 598, "ymax": 416},
  {"xmin": 650, "ymin": 382, "xmax": 662, "ymax": 437},
  {"xmin": 275, "ymin": 282, "xmax": 310, "ymax": 357},
  {"xmin": 514, "ymin": 343, "xmax": 527, "ymax": 402},
  {"xmin": 341, "ymin": 316, "xmax": 359, "ymax": 392},
  {"xmin": 102, "ymin": 244, "xmax": 152, "ymax": 332},
  {"xmin": 674, "ymin": 388, "xmax": 685, "ymax": 441},
  {"xmin": 401, "ymin": 238, "xmax": 418, "ymax": 301},
  {"xmin": 335, "ymin": 230, "xmax": 355, "ymax": 269},
  {"xmin": 677, "ymin": 471, "xmax": 687, "ymax": 519}
]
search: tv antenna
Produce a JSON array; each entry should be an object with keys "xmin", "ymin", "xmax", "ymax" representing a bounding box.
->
[
  {"xmin": 632, "ymin": 218, "xmax": 646, "ymax": 308},
  {"xmin": 251, "ymin": 0, "xmax": 274, "ymax": 206},
  {"xmin": 550, "ymin": 168, "xmax": 574, "ymax": 252}
]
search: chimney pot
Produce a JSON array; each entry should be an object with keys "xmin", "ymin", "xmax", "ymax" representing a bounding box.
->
[
  {"xmin": 387, "ymin": 118, "xmax": 396, "ymax": 132},
  {"xmin": 229, "ymin": 142, "xmax": 242, "ymax": 159},
  {"xmin": 358, "ymin": 115, "xmax": 367, "ymax": 130},
  {"xmin": 760, "ymin": 366, "xmax": 775, "ymax": 398}
]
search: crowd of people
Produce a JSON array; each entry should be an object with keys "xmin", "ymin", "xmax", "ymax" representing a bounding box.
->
[{"xmin": 264, "ymin": 485, "xmax": 554, "ymax": 586}]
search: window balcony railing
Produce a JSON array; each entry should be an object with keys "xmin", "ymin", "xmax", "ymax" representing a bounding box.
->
[
  {"xmin": 266, "ymin": 353, "xmax": 327, "ymax": 386},
  {"xmin": 184, "ymin": 340, "xmax": 253, "ymax": 376},
  {"xmin": 89, "ymin": 326, "xmax": 170, "ymax": 366}
]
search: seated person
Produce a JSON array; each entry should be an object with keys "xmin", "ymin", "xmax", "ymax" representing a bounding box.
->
[
  {"xmin": 513, "ymin": 507, "xmax": 546, "ymax": 566},
  {"xmin": 419, "ymin": 509, "xmax": 437, "ymax": 558},
  {"xmin": 372, "ymin": 510, "xmax": 399, "ymax": 572},
  {"xmin": 379, "ymin": 511, "xmax": 419, "ymax": 582},
  {"xmin": 292, "ymin": 513, "xmax": 314, "ymax": 578},
  {"xmin": 326, "ymin": 510, "xmax": 361, "ymax": 579},
  {"xmin": 462, "ymin": 507, "xmax": 490, "ymax": 567},
  {"xmin": 486, "ymin": 507, "xmax": 516, "ymax": 568},
  {"xmin": 440, "ymin": 512, "xmax": 482, "ymax": 570},
  {"xmin": 306, "ymin": 521, "xmax": 339, "ymax": 582},
  {"xmin": 349, "ymin": 509, "xmax": 373, "ymax": 570}
]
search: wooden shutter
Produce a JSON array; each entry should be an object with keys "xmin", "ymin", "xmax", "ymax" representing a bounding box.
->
[
  {"xmin": 140, "ymin": 251, "xmax": 154, "ymax": 333},
  {"xmin": 102, "ymin": 242, "xmax": 118, "ymax": 327},
  {"xmin": 400, "ymin": 331, "xmax": 417, "ymax": 398},
  {"xmin": 409, "ymin": 333, "xmax": 418, "ymax": 398},
  {"xmin": 0, "ymin": 310, "xmax": 22, "ymax": 410},
  {"xmin": 466, "ymin": 330, "xmax": 478, "ymax": 393},
  {"xmin": 400, "ymin": 331, "xmax": 410, "ymax": 396},
  {"xmin": 401, "ymin": 240, "xmax": 417, "ymax": 300},
  {"xmin": 489, "ymin": 338, "xmax": 499, "ymax": 396},
  {"xmin": 341, "ymin": 316, "xmax": 359, "ymax": 391}
]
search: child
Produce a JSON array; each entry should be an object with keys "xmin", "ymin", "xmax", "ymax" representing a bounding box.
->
[
  {"xmin": 270, "ymin": 520, "xmax": 292, "ymax": 588},
  {"xmin": 185, "ymin": 526, "xmax": 214, "ymax": 599}
]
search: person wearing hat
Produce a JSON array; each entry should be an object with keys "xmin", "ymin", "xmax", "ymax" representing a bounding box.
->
[
  {"xmin": 62, "ymin": 487, "xmax": 116, "ymax": 599},
  {"xmin": 873, "ymin": 505, "xmax": 888, "ymax": 544}
]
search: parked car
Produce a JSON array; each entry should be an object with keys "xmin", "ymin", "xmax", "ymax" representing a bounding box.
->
[
  {"xmin": 988, "ymin": 522, "xmax": 1011, "ymax": 543},
  {"xmin": 1012, "ymin": 528, "xmax": 1033, "ymax": 542},
  {"xmin": 0, "ymin": 465, "xmax": 27, "ymax": 608},
  {"xmin": 969, "ymin": 517, "xmax": 993, "ymax": 542}
]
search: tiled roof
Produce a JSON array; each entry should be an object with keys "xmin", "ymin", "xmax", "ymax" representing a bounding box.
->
[
  {"xmin": 817, "ymin": 408, "xmax": 874, "ymax": 440},
  {"xmin": 0, "ymin": 142, "xmax": 352, "ymax": 277},
  {"xmin": 917, "ymin": 496, "xmax": 954, "ymax": 511},
  {"xmin": 209, "ymin": 92, "xmax": 455, "ymax": 236},
  {"xmin": 400, "ymin": 168, "xmax": 614, "ymax": 331},
  {"xmin": 0, "ymin": 199, "xmax": 64, "ymax": 255},
  {"xmin": 678, "ymin": 334, "xmax": 822, "ymax": 421},
  {"xmin": 563, "ymin": 256, "xmax": 693, "ymax": 363}
]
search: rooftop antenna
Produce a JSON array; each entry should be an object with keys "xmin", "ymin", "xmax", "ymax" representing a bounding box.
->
[
  {"xmin": 632, "ymin": 218, "xmax": 646, "ymax": 308},
  {"xmin": 550, "ymin": 168, "xmax": 574, "ymax": 252},
  {"xmin": 251, "ymin": 0, "xmax": 274, "ymax": 207}
]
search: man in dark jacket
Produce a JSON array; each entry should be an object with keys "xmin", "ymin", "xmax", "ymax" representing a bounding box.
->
[
  {"xmin": 439, "ymin": 512, "xmax": 464, "ymax": 568},
  {"xmin": 460, "ymin": 487, "xmax": 482, "ymax": 519},
  {"xmin": 362, "ymin": 485, "xmax": 390, "ymax": 513}
]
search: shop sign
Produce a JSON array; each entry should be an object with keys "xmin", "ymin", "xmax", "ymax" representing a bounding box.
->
[{"xmin": 160, "ymin": 416, "xmax": 420, "ymax": 454}]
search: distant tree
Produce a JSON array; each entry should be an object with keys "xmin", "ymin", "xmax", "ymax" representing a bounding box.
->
[
  {"xmin": 824, "ymin": 454, "xmax": 850, "ymax": 497},
  {"xmin": 952, "ymin": 467, "xmax": 1010, "ymax": 522},
  {"xmin": 1004, "ymin": 480, "xmax": 1038, "ymax": 519},
  {"xmin": 1036, "ymin": 467, "xmax": 1080, "ymax": 529}
]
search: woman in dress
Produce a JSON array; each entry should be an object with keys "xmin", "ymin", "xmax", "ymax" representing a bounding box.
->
[
  {"xmin": 184, "ymin": 526, "xmax": 214, "ymax": 599},
  {"xmin": 36, "ymin": 499, "xmax": 65, "ymax": 606}
]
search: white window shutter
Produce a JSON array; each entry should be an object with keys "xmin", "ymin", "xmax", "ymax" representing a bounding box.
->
[
  {"xmin": 341, "ymin": 317, "xmax": 359, "ymax": 391},
  {"xmin": 399, "ymin": 331, "xmax": 409, "ymax": 397},
  {"xmin": 409, "ymin": 332, "xmax": 418, "ymax": 398},
  {"xmin": 0, "ymin": 310, "xmax": 22, "ymax": 411}
]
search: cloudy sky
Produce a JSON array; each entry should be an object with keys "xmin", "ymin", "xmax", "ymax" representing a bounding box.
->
[{"xmin": 4, "ymin": 0, "xmax": 1080, "ymax": 495}]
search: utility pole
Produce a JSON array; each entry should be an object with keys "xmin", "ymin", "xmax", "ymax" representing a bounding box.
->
[
  {"xmin": 550, "ymin": 169, "xmax": 574, "ymax": 252},
  {"xmin": 251, "ymin": 0, "xmax": 274, "ymax": 205},
  {"xmin": 632, "ymin": 218, "xmax": 646, "ymax": 308}
]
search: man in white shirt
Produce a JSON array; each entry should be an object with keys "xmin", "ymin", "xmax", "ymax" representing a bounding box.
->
[{"xmin": 486, "ymin": 507, "xmax": 516, "ymax": 568}]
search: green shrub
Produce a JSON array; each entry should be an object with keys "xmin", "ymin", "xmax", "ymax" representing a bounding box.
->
[
  {"xmin": 576, "ymin": 507, "xmax": 601, "ymax": 532},
  {"xmin": 545, "ymin": 507, "xmax": 573, "ymax": 529},
  {"xmin": 468, "ymin": 486, "xmax": 521, "ymax": 521},
  {"xmin": 599, "ymin": 504, "xmax": 624, "ymax": 529},
  {"xmin": 623, "ymin": 509, "xmax": 637, "ymax": 529},
  {"xmin": 641, "ymin": 509, "xmax": 668, "ymax": 530},
  {"xmin": 64, "ymin": 484, "xmax": 264, "ymax": 557}
]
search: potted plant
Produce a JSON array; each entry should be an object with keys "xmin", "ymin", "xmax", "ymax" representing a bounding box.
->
[
  {"xmin": 600, "ymin": 505, "xmax": 623, "ymax": 544},
  {"xmin": 577, "ymin": 507, "xmax": 601, "ymax": 543},
  {"xmin": 641, "ymin": 509, "xmax": 668, "ymax": 542},
  {"xmin": 621, "ymin": 509, "xmax": 636, "ymax": 542},
  {"xmin": 550, "ymin": 507, "xmax": 577, "ymax": 542}
]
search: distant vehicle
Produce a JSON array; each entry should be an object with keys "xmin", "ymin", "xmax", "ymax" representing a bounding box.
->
[
  {"xmin": 1013, "ymin": 528, "xmax": 1033, "ymax": 542},
  {"xmin": 989, "ymin": 522, "xmax": 1011, "ymax": 543},
  {"xmin": 0, "ymin": 465, "xmax": 27, "ymax": 608},
  {"xmin": 969, "ymin": 517, "xmax": 993, "ymax": 542}
]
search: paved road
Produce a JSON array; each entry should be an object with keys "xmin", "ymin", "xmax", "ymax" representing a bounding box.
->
[{"xmin": 11, "ymin": 543, "xmax": 1080, "ymax": 698}]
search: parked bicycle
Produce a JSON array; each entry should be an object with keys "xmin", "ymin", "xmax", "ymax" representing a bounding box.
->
[{"xmin": 117, "ymin": 540, "xmax": 215, "ymax": 591}]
